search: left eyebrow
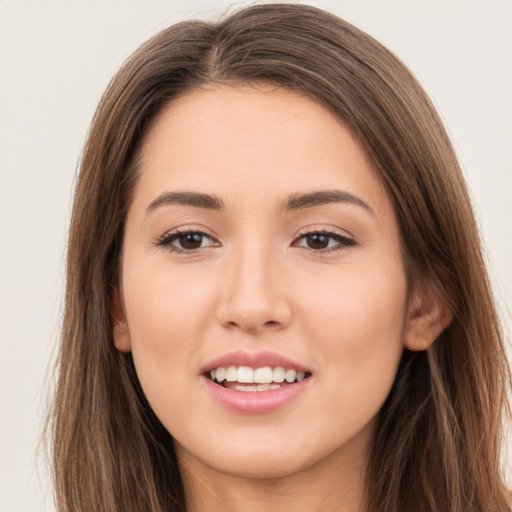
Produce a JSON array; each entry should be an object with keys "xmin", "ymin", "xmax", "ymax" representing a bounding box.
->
[{"xmin": 282, "ymin": 190, "xmax": 374, "ymax": 215}]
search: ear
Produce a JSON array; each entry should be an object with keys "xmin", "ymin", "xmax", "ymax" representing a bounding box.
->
[
  {"xmin": 403, "ymin": 284, "xmax": 453, "ymax": 351},
  {"xmin": 111, "ymin": 287, "xmax": 132, "ymax": 352}
]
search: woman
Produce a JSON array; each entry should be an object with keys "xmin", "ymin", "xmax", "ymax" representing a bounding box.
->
[{"xmin": 48, "ymin": 3, "xmax": 511, "ymax": 511}]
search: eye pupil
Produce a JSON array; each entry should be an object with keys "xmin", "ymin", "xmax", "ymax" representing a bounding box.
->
[
  {"xmin": 307, "ymin": 234, "xmax": 329, "ymax": 249},
  {"xmin": 180, "ymin": 233, "xmax": 203, "ymax": 249}
]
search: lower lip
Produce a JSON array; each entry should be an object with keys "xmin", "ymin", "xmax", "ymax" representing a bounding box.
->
[{"xmin": 202, "ymin": 376, "xmax": 311, "ymax": 414}]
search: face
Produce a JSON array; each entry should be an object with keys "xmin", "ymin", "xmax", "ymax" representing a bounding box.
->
[{"xmin": 115, "ymin": 85, "xmax": 413, "ymax": 481}]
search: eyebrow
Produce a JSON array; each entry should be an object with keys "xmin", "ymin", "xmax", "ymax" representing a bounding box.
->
[
  {"xmin": 146, "ymin": 189, "xmax": 373, "ymax": 215},
  {"xmin": 282, "ymin": 190, "xmax": 374, "ymax": 214},
  {"xmin": 146, "ymin": 191, "xmax": 225, "ymax": 213}
]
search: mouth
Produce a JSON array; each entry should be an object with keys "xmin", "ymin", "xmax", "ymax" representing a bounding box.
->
[{"xmin": 206, "ymin": 365, "xmax": 312, "ymax": 392}]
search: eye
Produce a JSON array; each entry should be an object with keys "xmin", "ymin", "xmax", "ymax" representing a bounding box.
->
[
  {"xmin": 155, "ymin": 229, "xmax": 219, "ymax": 253},
  {"xmin": 293, "ymin": 230, "xmax": 356, "ymax": 252}
]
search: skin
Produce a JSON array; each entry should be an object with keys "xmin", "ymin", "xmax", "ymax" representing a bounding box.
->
[{"xmin": 113, "ymin": 85, "xmax": 449, "ymax": 512}]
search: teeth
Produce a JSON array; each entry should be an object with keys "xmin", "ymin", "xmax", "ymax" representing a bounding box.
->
[
  {"xmin": 216, "ymin": 367, "xmax": 226, "ymax": 382},
  {"xmin": 231, "ymin": 384, "xmax": 258, "ymax": 392},
  {"xmin": 254, "ymin": 367, "xmax": 273, "ymax": 384},
  {"xmin": 237, "ymin": 366, "xmax": 254, "ymax": 383},
  {"xmin": 226, "ymin": 365, "xmax": 237, "ymax": 382},
  {"xmin": 285, "ymin": 369, "xmax": 297, "ymax": 383},
  {"xmin": 272, "ymin": 367, "xmax": 286, "ymax": 382},
  {"xmin": 209, "ymin": 365, "xmax": 308, "ymax": 386}
]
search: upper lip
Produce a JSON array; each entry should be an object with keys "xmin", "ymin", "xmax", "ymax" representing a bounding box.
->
[{"xmin": 201, "ymin": 350, "xmax": 312, "ymax": 374}]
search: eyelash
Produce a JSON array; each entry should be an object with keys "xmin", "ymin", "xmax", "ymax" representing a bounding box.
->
[
  {"xmin": 155, "ymin": 229, "xmax": 217, "ymax": 254},
  {"xmin": 294, "ymin": 229, "xmax": 356, "ymax": 252},
  {"xmin": 155, "ymin": 228, "xmax": 356, "ymax": 254}
]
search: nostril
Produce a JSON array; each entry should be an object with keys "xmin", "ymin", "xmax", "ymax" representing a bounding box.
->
[
  {"xmin": 225, "ymin": 319, "xmax": 282, "ymax": 332},
  {"xmin": 217, "ymin": 292, "xmax": 293, "ymax": 333}
]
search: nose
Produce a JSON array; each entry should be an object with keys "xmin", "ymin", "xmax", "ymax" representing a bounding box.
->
[{"xmin": 216, "ymin": 239, "xmax": 292, "ymax": 333}]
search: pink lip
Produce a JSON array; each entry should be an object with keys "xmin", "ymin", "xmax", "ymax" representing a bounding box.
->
[
  {"xmin": 200, "ymin": 350, "xmax": 312, "ymax": 414},
  {"xmin": 201, "ymin": 375, "xmax": 311, "ymax": 414},
  {"xmin": 200, "ymin": 350, "xmax": 311, "ymax": 373}
]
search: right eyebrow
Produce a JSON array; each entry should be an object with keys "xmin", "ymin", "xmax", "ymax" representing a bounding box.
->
[{"xmin": 146, "ymin": 191, "xmax": 225, "ymax": 214}]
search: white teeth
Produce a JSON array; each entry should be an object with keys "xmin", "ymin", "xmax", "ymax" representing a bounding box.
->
[
  {"xmin": 285, "ymin": 369, "xmax": 297, "ymax": 383},
  {"xmin": 210, "ymin": 365, "xmax": 308, "ymax": 386},
  {"xmin": 231, "ymin": 384, "xmax": 257, "ymax": 392},
  {"xmin": 272, "ymin": 367, "xmax": 286, "ymax": 382},
  {"xmin": 237, "ymin": 366, "xmax": 254, "ymax": 383},
  {"xmin": 216, "ymin": 367, "xmax": 226, "ymax": 382},
  {"xmin": 225, "ymin": 382, "xmax": 279, "ymax": 392},
  {"xmin": 226, "ymin": 365, "xmax": 237, "ymax": 382},
  {"xmin": 254, "ymin": 367, "xmax": 273, "ymax": 384}
]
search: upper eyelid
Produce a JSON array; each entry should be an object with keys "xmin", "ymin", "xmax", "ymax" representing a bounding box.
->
[
  {"xmin": 153, "ymin": 229, "xmax": 214, "ymax": 251},
  {"xmin": 157, "ymin": 226, "xmax": 217, "ymax": 241},
  {"xmin": 290, "ymin": 233, "xmax": 356, "ymax": 257},
  {"xmin": 294, "ymin": 226, "xmax": 355, "ymax": 240},
  {"xmin": 293, "ymin": 230, "xmax": 355, "ymax": 245}
]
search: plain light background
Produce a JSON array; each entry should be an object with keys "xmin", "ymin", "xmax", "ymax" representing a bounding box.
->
[{"xmin": 1, "ymin": 1, "xmax": 511, "ymax": 510}]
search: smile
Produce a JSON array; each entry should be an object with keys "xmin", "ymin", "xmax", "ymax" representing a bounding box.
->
[
  {"xmin": 209, "ymin": 366, "xmax": 308, "ymax": 392},
  {"xmin": 201, "ymin": 350, "xmax": 313, "ymax": 413}
]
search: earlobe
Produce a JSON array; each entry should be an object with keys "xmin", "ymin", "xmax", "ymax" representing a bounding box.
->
[
  {"xmin": 111, "ymin": 287, "xmax": 132, "ymax": 352},
  {"xmin": 403, "ymin": 286, "xmax": 453, "ymax": 351}
]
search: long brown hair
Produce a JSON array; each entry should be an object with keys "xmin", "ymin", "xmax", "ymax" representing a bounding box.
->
[{"xmin": 48, "ymin": 3, "xmax": 511, "ymax": 511}]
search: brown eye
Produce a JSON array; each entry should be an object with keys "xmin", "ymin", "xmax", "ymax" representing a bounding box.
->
[
  {"xmin": 306, "ymin": 233, "xmax": 330, "ymax": 249},
  {"xmin": 156, "ymin": 230, "xmax": 218, "ymax": 252},
  {"xmin": 177, "ymin": 232, "xmax": 204, "ymax": 250},
  {"xmin": 294, "ymin": 230, "xmax": 356, "ymax": 252}
]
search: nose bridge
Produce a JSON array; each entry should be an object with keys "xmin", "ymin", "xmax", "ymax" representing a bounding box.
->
[
  {"xmin": 217, "ymin": 232, "xmax": 291, "ymax": 332},
  {"xmin": 234, "ymin": 236, "xmax": 273, "ymax": 300}
]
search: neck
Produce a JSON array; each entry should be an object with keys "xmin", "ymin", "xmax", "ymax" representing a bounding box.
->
[{"xmin": 178, "ymin": 441, "xmax": 369, "ymax": 512}]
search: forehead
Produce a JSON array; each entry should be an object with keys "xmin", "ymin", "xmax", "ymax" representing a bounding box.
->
[{"xmin": 134, "ymin": 84, "xmax": 389, "ymax": 214}]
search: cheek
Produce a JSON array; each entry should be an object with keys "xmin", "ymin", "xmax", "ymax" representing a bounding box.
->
[
  {"xmin": 286, "ymin": 260, "xmax": 407, "ymax": 459},
  {"xmin": 121, "ymin": 259, "xmax": 218, "ymax": 405},
  {"xmin": 301, "ymin": 259, "xmax": 407, "ymax": 398},
  {"xmin": 124, "ymin": 256, "xmax": 217, "ymax": 338}
]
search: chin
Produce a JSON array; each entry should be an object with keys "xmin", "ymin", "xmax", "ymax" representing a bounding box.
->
[
  {"xmin": 175, "ymin": 424, "xmax": 367, "ymax": 483},
  {"xmin": 209, "ymin": 450, "xmax": 315, "ymax": 480}
]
